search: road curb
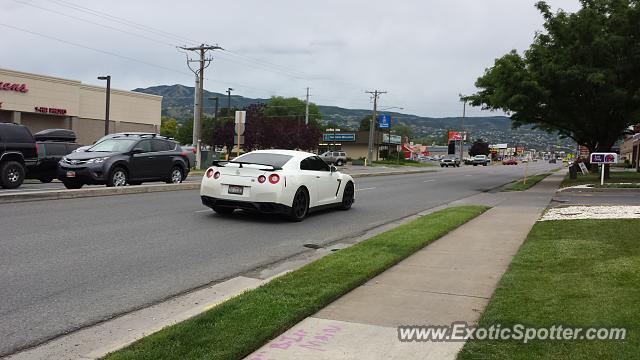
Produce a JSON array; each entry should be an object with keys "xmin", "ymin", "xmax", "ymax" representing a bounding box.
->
[
  {"xmin": 0, "ymin": 182, "xmax": 200, "ymax": 204},
  {"xmin": 559, "ymin": 186, "xmax": 640, "ymax": 193},
  {"xmin": 0, "ymin": 169, "xmax": 435, "ymax": 204}
]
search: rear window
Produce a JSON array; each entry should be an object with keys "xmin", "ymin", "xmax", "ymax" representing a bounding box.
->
[
  {"xmin": 0, "ymin": 124, "xmax": 33, "ymax": 143},
  {"xmin": 233, "ymin": 153, "xmax": 293, "ymax": 168}
]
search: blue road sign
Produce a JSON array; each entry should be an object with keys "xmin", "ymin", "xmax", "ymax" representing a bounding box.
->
[{"xmin": 378, "ymin": 115, "xmax": 391, "ymax": 129}]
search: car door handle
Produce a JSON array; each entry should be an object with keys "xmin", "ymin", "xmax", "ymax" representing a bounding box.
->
[{"xmin": 147, "ymin": 156, "xmax": 155, "ymax": 159}]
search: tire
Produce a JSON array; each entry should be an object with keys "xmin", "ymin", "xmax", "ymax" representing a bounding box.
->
[
  {"xmin": 473, "ymin": 164, "xmax": 477, "ymax": 166},
  {"xmin": 456, "ymin": 164, "xmax": 460, "ymax": 167},
  {"xmin": 0, "ymin": 161, "xmax": 25, "ymax": 189},
  {"xmin": 440, "ymin": 164, "xmax": 444, "ymax": 167},
  {"xmin": 39, "ymin": 176, "xmax": 54, "ymax": 183},
  {"xmin": 106, "ymin": 167, "xmax": 128, "ymax": 187},
  {"xmin": 287, "ymin": 188, "xmax": 309, "ymax": 222},
  {"xmin": 62, "ymin": 180, "xmax": 83, "ymax": 189},
  {"xmin": 166, "ymin": 166, "xmax": 183, "ymax": 184},
  {"xmin": 338, "ymin": 181, "xmax": 354, "ymax": 210},
  {"xmin": 336, "ymin": 159, "xmax": 344, "ymax": 166},
  {"xmin": 212, "ymin": 206, "xmax": 234, "ymax": 215}
]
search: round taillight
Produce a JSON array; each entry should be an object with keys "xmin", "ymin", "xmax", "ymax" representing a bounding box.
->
[
  {"xmin": 214, "ymin": 171, "xmax": 221, "ymax": 179},
  {"xmin": 258, "ymin": 175, "xmax": 266, "ymax": 183},
  {"xmin": 206, "ymin": 169, "xmax": 214, "ymax": 178},
  {"xmin": 269, "ymin": 174, "xmax": 280, "ymax": 184}
]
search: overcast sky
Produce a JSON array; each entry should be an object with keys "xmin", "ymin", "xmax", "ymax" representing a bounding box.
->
[{"xmin": 1, "ymin": 0, "xmax": 581, "ymax": 117}]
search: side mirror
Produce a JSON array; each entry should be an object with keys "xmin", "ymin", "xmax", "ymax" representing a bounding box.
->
[
  {"xmin": 131, "ymin": 148, "xmax": 145, "ymax": 154},
  {"xmin": 330, "ymin": 165, "xmax": 337, "ymax": 173}
]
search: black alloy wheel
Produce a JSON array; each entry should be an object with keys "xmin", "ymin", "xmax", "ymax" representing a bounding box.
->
[{"xmin": 338, "ymin": 181, "xmax": 354, "ymax": 210}]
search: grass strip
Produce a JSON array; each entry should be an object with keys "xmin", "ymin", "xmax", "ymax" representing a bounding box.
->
[
  {"xmin": 104, "ymin": 205, "xmax": 488, "ymax": 360},
  {"xmin": 372, "ymin": 159, "xmax": 434, "ymax": 167},
  {"xmin": 561, "ymin": 170, "xmax": 640, "ymax": 187},
  {"xmin": 503, "ymin": 173, "xmax": 551, "ymax": 191},
  {"xmin": 458, "ymin": 219, "xmax": 640, "ymax": 359}
]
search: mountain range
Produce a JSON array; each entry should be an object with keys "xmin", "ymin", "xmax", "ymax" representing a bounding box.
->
[{"xmin": 133, "ymin": 84, "xmax": 574, "ymax": 151}]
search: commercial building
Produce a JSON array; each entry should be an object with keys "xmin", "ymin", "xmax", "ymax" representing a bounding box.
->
[
  {"xmin": 319, "ymin": 130, "xmax": 402, "ymax": 159},
  {"xmin": 0, "ymin": 68, "xmax": 162, "ymax": 145}
]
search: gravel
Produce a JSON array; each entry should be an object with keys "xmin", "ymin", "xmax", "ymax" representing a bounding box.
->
[{"xmin": 540, "ymin": 205, "xmax": 640, "ymax": 221}]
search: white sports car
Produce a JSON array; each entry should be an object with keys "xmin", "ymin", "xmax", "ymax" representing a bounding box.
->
[{"xmin": 200, "ymin": 150, "xmax": 355, "ymax": 221}]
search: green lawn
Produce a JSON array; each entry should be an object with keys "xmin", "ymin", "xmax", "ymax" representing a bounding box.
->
[
  {"xmin": 104, "ymin": 205, "xmax": 488, "ymax": 360},
  {"xmin": 561, "ymin": 170, "xmax": 640, "ymax": 187},
  {"xmin": 372, "ymin": 159, "xmax": 434, "ymax": 167},
  {"xmin": 458, "ymin": 219, "xmax": 640, "ymax": 360},
  {"xmin": 503, "ymin": 173, "xmax": 551, "ymax": 191}
]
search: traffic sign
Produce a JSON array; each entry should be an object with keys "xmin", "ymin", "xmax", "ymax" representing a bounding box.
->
[
  {"xmin": 235, "ymin": 110, "xmax": 246, "ymax": 124},
  {"xmin": 378, "ymin": 115, "xmax": 391, "ymax": 129}
]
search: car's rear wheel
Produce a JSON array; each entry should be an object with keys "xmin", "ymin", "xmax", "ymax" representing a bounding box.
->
[
  {"xmin": 336, "ymin": 159, "xmax": 344, "ymax": 166},
  {"xmin": 166, "ymin": 166, "xmax": 183, "ymax": 184},
  {"xmin": 287, "ymin": 188, "xmax": 309, "ymax": 221},
  {"xmin": 0, "ymin": 161, "xmax": 25, "ymax": 189},
  {"xmin": 62, "ymin": 180, "xmax": 83, "ymax": 189},
  {"xmin": 107, "ymin": 167, "xmax": 128, "ymax": 187},
  {"xmin": 212, "ymin": 206, "xmax": 234, "ymax": 215},
  {"xmin": 338, "ymin": 181, "xmax": 354, "ymax": 210}
]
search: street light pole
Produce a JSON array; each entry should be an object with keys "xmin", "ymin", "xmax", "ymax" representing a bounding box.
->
[
  {"xmin": 98, "ymin": 76, "xmax": 111, "ymax": 135},
  {"xmin": 226, "ymin": 88, "xmax": 233, "ymax": 110},
  {"xmin": 459, "ymin": 94, "xmax": 467, "ymax": 165}
]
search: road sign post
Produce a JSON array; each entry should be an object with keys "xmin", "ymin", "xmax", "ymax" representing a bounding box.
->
[
  {"xmin": 235, "ymin": 111, "xmax": 246, "ymax": 158},
  {"xmin": 589, "ymin": 152, "xmax": 618, "ymax": 186}
]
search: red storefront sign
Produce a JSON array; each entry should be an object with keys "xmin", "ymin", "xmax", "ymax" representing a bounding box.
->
[
  {"xmin": 35, "ymin": 106, "xmax": 67, "ymax": 115},
  {"xmin": 0, "ymin": 82, "xmax": 28, "ymax": 93}
]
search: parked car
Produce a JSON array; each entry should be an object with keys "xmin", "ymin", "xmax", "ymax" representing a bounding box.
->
[
  {"xmin": 0, "ymin": 123, "xmax": 38, "ymax": 189},
  {"xmin": 502, "ymin": 158, "xmax": 518, "ymax": 165},
  {"xmin": 200, "ymin": 150, "xmax": 355, "ymax": 221},
  {"xmin": 73, "ymin": 132, "xmax": 156, "ymax": 153},
  {"xmin": 319, "ymin": 150, "xmax": 347, "ymax": 166},
  {"xmin": 58, "ymin": 134, "xmax": 189, "ymax": 189},
  {"xmin": 31, "ymin": 129, "xmax": 80, "ymax": 183},
  {"xmin": 472, "ymin": 155, "xmax": 490, "ymax": 166},
  {"xmin": 440, "ymin": 156, "xmax": 460, "ymax": 167},
  {"xmin": 180, "ymin": 145, "xmax": 197, "ymax": 168}
]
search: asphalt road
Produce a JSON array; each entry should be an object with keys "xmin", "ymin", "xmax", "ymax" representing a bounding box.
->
[
  {"xmin": 0, "ymin": 162, "xmax": 559, "ymax": 356},
  {"xmin": 0, "ymin": 176, "xmax": 203, "ymax": 194}
]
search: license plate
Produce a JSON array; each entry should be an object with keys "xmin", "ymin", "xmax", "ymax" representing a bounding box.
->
[
  {"xmin": 228, "ymin": 185, "xmax": 243, "ymax": 195},
  {"xmin": 66, "ymin": 171, "xmax": 76, "ymax": 178}
]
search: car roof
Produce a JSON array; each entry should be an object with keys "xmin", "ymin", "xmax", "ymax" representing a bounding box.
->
[{"xmin": 246, "ymin": 149, "xmax": 317, "ymax": 158}]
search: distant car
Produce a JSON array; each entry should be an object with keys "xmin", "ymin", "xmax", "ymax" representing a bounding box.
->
[
  {"xmin": 502, "ymin": 159, "xmax": 518, "ymax": 165},
  {"xmin": 200, "ymin": 150, "xmax": 355, "ymax": 221},
  {"xmin": 319, "ymin": 151, "xmax": 347, "ymax": 166},
  {"xmin": 58, "ymin": 134, "xmax": 189, "ymax": 189},
  {"xmin": 180, "ymin": 145, "xmax": 197, "ymax": 168},
  {"xmin": 440, "ymin": 156, "xmax": 460, "ymax": 167},
  {"xmin": 472, "ymin": 155, "xmax": 490, "ymax": 166},
  {"xmin": 0, "ymin": 123, "xmax": 38, "ymax": 189}
]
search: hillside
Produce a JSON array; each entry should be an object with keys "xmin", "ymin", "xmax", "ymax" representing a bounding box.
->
[{"xmin": 133, "ymin": 85, "xmax": 573, "ymax": 151}]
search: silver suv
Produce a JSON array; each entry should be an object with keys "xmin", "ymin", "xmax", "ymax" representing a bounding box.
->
[{"xmin": 319, "ymin": 151, "xmax": 347, "ymax": 166}]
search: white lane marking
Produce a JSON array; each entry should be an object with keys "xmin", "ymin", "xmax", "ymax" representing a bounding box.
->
[
  {"xmin": 355, "ymin": 187, "xmax": 376, "ymax": 192},
  {"xmin": 423, "ymin": 179, "xmax": 436, "ymax": 182},
  {"xmin": 195, "ymin": 209, "xmax": 211, "ymax": 213}
]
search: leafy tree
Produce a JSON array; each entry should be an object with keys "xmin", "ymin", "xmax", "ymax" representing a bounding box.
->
[
  {"xmin": 176, "ymin": 118, "xmax": 193, "ymax": 145},
  {"xmin": 244, "ymin": 104, "xmax": 321, "ymax": 151},
  {"xmin": 392, "ymin": 123, "xmax": 412, "ymax": 139},
  {"xmin": 469, "ymin": 0, "xmax": 640, "ymax": 153},
  {"xmin": 469, "ymin": 138, "xmax": 490, "ymax": 156},
  {"xmin": 263, "ymin": 96, "xmax": 322, "ymax": 129},
  {"xmin": 160, "ymin": 116, "xmax": 178, "ymax": 139},
  {"xmin": 358, "ymin": 115, "xmax": 378, "ymax": 131}
]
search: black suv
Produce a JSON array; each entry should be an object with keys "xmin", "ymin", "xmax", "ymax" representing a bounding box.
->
[
  {"xmin": 0, "ymin": 123, "xmax": 38, "ymax": 189},
  {"xmin": 58, "ymin": 134, "xmax": 190, "ymax": 189}
]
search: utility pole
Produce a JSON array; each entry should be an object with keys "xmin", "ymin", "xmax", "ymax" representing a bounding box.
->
[
  {"xmin": 226, "ymin": 88, "xmax": 233, "ymax": 110},
  {"xmin": 459, "ymin": 94, "xmax": 468, "ymax": 165},
  {"xmin": 179, "ymin": 44, "xmax": 222, "ymax": 168},
  {"xmin": 365, "ymin": 90, "xmax": 387, "ymax": 166},
  {"xmin": 305, "ymin": 87, "xmax": 310, "ymax": 125}
]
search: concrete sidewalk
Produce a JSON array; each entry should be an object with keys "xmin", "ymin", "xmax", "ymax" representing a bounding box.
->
[{"xmin": 246, "ymin": 172, "xmax": 564, "ymax": 360}]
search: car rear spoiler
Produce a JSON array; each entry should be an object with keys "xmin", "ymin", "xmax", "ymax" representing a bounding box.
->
[{"xmin": 211, "ymin": 160, "xmax": 282, "ymax": 171}]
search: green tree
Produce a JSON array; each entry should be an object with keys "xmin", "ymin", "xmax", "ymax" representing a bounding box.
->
[
  {"xmin": 176, "ymin": 119, "xmax": 193, "ymax": 145},
  {"xmin": 263, "ymin": 96, "xmax": 322, "ymax": 129},
  {"xmin": 469, "ymin": 0, "xmax": 640, "ymax": 153},
  {"xmin": 359, "ymin": 115, "xmax": 377, "ymax": 131},
  {"xmin": 160, "ymin": 116, "xmax": 178, "ymax": 139},
  {"xmin": 392, "ymin": 123, "xmax": 412, "ymax": 139}
]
